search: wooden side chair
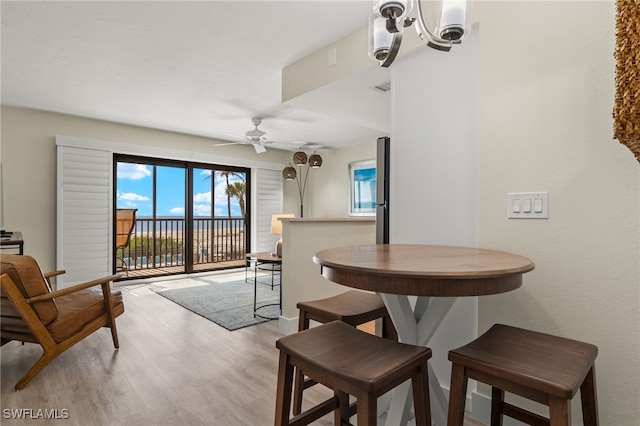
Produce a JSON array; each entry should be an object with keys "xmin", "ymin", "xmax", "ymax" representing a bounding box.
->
[
  {"xmin": 274, "ymin": 320, "xmax": 432, "ymax": 426},
  {"xmin": 293, "ymin": 290, "xmax": 397, "ymax": 415},
  {"xmin": 0, "ymin": 254, "xmax": 124, "ymax": 390},
  {"xmin": 115, "ymin": 208, "xmax": 137, "ymax": 274},
  {"xmin": 447, "ymin": 324, "xmax": 599, "ymax": 426}
]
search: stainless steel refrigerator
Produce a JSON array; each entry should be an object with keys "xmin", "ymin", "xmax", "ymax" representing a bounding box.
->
[{"xmin": 375, "ymin": 137, "xmax": 390, "ymax": 244}]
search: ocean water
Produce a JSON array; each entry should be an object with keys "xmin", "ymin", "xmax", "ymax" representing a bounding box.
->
[{"xmin": 133, "ymin": 216, "xmax": 245, "ymax": 232}]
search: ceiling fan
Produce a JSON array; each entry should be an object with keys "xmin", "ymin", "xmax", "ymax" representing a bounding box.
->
[{"xmin": 212, "ymin": 116, "xmax": 269, "ymax": 153}]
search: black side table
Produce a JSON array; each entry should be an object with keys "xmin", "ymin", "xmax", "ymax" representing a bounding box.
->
[{"xmin": 246, "ymin": 252, "xmax": 282, "ymax": 319}]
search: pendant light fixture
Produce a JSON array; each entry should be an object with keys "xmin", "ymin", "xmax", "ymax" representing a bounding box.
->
[{"xmin": 369, "ymin": 0, "xmax": 473, "ymax": 67}]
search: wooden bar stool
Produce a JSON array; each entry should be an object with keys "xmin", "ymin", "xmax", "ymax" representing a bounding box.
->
[
  {"xmin": 447, "ymin": 324, "xmax": 599, "ymax": 426},
  {"xmin": 275, "ymin": 320, "xmax": 431, "ymax": 426},
  {"xmin": 293, "ymin": 290, "xmax": 397, "ymax": 415}
]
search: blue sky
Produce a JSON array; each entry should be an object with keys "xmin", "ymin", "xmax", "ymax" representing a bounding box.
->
[{"xmin": 116, "ymin": 163, "xmax": 245, "ymax": 217}]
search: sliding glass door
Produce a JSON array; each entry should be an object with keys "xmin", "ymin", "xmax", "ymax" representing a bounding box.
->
[
  {"xmin": 114, "ymin": 155, "xmax": 250, "ymax": 279},
  {"xmin": 191, "ymin": 168, "xmax": 247, "ymax": 269}
]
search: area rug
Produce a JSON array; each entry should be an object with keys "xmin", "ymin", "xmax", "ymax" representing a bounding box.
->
[{"xmin": 150, "ymin": 277, "xmax": 280, "ymax": 331}]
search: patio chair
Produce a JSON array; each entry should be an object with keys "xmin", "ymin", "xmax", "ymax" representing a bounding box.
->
[
  {"xmin": 0, "ymin": 254, "xmax": 124, "ymax": 389},
  {"xmin": 116, "ymin": 208, "xmax": 137, "ymax": 273}
]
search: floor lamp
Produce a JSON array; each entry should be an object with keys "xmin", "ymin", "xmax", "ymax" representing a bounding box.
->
[{"xmin": 282, "ymin": 151, "xmax": 322, "ymax": 217}]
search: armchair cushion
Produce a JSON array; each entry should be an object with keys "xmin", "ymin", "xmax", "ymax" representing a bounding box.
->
[
  {"xmin": 0, "ymin": 255, "xmax": 58, "ymax": 326},
  {"xmin": 48, "ymin": 287, "xmax": 124, "ymax": 343}
]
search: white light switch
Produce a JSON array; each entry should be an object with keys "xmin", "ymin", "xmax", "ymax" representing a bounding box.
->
[
  {"xmin": 534, "ymin": 198, "xmax": 543, "ymax": 213},
  {"xmin": 512, "ymin": 199, "xmax": 521, "ymax": 213},
  {"xmin": 508, "ymin": 192, "xmax": 549, "ymax": 219}
]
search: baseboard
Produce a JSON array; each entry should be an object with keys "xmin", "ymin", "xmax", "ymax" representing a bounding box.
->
[
  {"xmin": 279, "ymin": 315, "xmax": 328, "ymax": 335},
  {"xmin": 278, "ymin": 315, "xmax": 298, "ymax": 335}
]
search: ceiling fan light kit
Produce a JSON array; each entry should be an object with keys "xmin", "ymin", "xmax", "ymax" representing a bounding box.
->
[
  {"xmin": 246, "ymin": 116, "xmax": 266, "ymax": 139},
  {"xmin": 369, "ymin": 0, "xmax": 472, "ymax": 67}
]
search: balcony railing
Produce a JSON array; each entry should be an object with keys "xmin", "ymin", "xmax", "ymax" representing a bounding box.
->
[{"xmin": 116, "ymin": 217, "xmax": 246, "ymax": 272}]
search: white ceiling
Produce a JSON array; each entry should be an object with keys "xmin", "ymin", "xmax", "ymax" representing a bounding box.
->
[{"xmin": 1, "ymin": 1, "xmax": 391, "ymax": 152}]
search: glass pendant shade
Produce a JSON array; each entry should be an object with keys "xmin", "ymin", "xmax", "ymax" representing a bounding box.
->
[
  {"xmin": 282, "ymin": 166, "xmax": 297, "ymax": 180},
  {"xmin": 293, "ymin": 151, "xmax": 308, "ymax": 166},
  {"xmin": 435, "ymin": 0, "xmax": 471, "ymax": 42},
  {"xmin": 369, "ymin": 15, "xmax": 394, "ymax": 61}
]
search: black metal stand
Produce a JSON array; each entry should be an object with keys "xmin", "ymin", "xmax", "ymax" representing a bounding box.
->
[{"xmin": 253, "ymin": 259, "xmax": 281, "ymax": 320}]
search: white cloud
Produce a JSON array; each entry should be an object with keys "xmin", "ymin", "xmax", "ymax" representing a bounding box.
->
[
  {"xmin": 214, "ymin": 181, "xmax": 229, "ymax": 205},
  {"xmin": 118, "ymin": 192, "xmax": 150, "ymax": 201},
  {"xmin": 194, "ymin": 191, "xmax": 211, "ymax": 203},
  {"xmin": 117, "ymin": 163, "xmax": 151, "ymax": 180},
  {"xmin": 169, "ymin": 207, "xmax": 185, "ymax": 214},
  {"xmin": 193, "ymin": 204, "xmax": 211, "ymax": 216}
]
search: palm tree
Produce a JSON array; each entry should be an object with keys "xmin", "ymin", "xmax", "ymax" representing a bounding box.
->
[
  {"xmin": 225, "ymin": 181, "xmax": 246, "ymax": 219},
  {"xmin": 214, "ymin": 171, "xmax": 245, "ymax": 217}
]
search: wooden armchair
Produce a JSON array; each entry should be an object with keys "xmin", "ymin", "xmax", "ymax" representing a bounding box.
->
[{"xmin": 0, "ymin": 254, "xmax": 124, "ymax": 390}]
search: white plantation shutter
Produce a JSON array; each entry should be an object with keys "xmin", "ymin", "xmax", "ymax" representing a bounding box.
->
[
  {"xmin": 56, "ymin": 145, "xmax": 112, "ymax": 288},
  {"xmin": 254, "ymin": 168, "xmax": 283, "ymax": 253}
]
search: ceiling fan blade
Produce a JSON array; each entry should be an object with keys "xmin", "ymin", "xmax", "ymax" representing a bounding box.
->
[
  {"xmin": 215, "ymin": 132, "xmax": 247, "ymax": 141},
  {"xmin": 212, "ymin": 116, "xmax": 269, "ymax": 153},
  {"xmin": 211, "ymin": 142, "xmax": 242, "ymax": 147}
]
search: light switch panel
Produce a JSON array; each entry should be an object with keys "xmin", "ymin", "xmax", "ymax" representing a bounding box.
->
[{"xmin": 508, "ymin": 192, "xmax": 549, "ymax": 219}]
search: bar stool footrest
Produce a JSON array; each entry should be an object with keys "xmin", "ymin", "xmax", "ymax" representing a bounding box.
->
[
  {"xmin": 502, "ymin": 401, "xmax": 550, "ymax": 426},
  {"xmin": 290, "ymin": 396, "xmax": 338, "ymax": 426}
]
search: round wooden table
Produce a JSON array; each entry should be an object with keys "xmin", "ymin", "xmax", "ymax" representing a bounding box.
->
[{"xmin": 313, "ymin": 244, "xmax": 535, "ymax": 426}]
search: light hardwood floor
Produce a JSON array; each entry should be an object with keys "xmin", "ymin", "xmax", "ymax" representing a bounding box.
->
[{"xmin": 1, "ymin": 279, "xmax": 484, "ymax": 426}]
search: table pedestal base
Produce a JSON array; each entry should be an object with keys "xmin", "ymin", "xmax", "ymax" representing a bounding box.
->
[{"xmin": 380, "ymin": 294, "xmax": 457, "ymax": 426}]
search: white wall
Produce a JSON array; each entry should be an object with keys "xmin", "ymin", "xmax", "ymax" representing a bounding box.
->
[
  {"xmin": 279, "ymin": 218, "xmax": 375, "ymax": 334},
  {"xmin": 390, "ymin": 29, "xmax": 479, "ymax": 396},
  {"xmin": 474, "ymin": 2, "xmax": 639, "ymax": 423},
  {"xmin": 282, "ymin": 141, "xmax": 377, "ymax": 218}
]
